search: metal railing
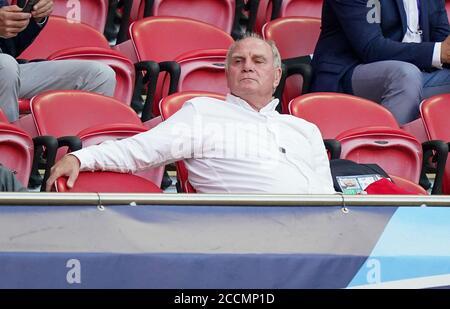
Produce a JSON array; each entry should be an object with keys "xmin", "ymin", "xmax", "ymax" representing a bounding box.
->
[{"xmin": 0, "ymin": 192, "xmax": 449, "ymax": 207}]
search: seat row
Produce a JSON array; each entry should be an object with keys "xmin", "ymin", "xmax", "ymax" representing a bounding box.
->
[{"xmin": 2, "ymin": 89, "xmax": 449, "ymax": 195}]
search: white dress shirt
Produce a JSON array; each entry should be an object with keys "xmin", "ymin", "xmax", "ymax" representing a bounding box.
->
[
  {"xmin": 402, "ymin": 0, "xmax": 442, "ymax": 68},
  {"xmin": 73, "ymin": 94, "xmax": 335, "ymax": 194}
]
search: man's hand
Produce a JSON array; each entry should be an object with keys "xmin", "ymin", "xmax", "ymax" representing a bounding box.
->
[
  {"xmin": 45, "ymin": 154, "xmax": 81, "ymax": 192},
  {"xmin": 0, "ymin": 5, "xmax": 31, "ymax": 38},
  {"xmin": 31, "ymin": 0, "xmax": 53, "ymax": 23},
  {"xmin": 441, "ymin": 35, "xmax": 450, "ymax": 64}
]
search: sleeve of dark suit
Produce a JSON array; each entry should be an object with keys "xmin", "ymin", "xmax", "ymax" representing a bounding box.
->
[
  {"xmin": 0, "ymin": 18, "xmax": 46, "ymax": 57},
  {"xmin": 330, "ymin": 0, "xmax": 435, "ymax": 70},
  {"xmin": 430, "ymin": 0, "xmax": 450, "ymax": 42}
]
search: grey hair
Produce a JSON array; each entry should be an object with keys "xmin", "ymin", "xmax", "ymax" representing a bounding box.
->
[{"xmin": 225, "ymin": 33, "xmax": 282, "ymax": 69}]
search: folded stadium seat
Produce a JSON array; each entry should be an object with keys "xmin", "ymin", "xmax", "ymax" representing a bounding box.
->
[
  {"xmin": 420, "ymin": 94, "xmax": 450, "ymax": 194},
  {"xmin": 53, "ymin": 171, "xmax": 162, "ymax": 193},
  {"xmin": 116, "ymin": 0, "xmax": 236, "ymax": 43},
  {"xmin": 30, "ymin": 90, "xmax": 164, "ymax": 187},
  {"xmin": 0, "ymin": 110, "xmax": 57, "ymax": 189},
  {"xmin": 129, "ymin": 16, "xmax": 234, "ymax": 120},
  {"xmin": 263, "ymin": 16, "xmax": 321, "ymax": 113},
  {"xmin": 48, "ymin": 47, "xmax": 135, "ymax": 105},
  {"xmin": 159, "ymin": 91, "xmax": 226, "ymax": 193},
  {"xmin": 289, "ymin": 92, "xmax": 447, "ymax": 193},
  {"xmin": 12, "ymin": 0, "xmax": 109, "ymax": 33},
  {"xmin": 160, "ymin": 49, "xmax": 229, "ymax": 98}
]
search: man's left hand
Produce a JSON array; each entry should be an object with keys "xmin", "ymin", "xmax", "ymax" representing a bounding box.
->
[{"xmin": 31, "ymin": 0, "xmax": 53, "ymax": 23}]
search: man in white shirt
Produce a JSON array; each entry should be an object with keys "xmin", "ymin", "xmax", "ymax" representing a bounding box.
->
[
  {"xmin": 312, "ymin": 0, "xmax": 450, "ymax": 125},
  {"xmin": 46, "ymin": 34, "xmax": 335, "ymax": 194}
]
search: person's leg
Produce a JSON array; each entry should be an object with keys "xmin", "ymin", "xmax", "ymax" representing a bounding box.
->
[
  {"xmin": 352, "ymin": 60, "xmax": 423, "ymax": 125},
  {"xmin": 18, "ymin": 59, "xmax": 116, "ymax": 100},
  {"xmin": 0, "ymin": 54, "xmax": 21, "ymax": 122},
  {"xmin": 422, "ymin": 68, "xmax": 450, "ymax": 99}
]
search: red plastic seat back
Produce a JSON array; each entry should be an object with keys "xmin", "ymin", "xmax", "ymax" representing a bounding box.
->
[
  {"xmin": 279, "ymin": 0, "xmax": 323, "ymax": 18},
  {"xmin": 55, "ymin": 171, "xmax": 162, "ymax": 193},
  {"xmin": 152, "ymin": 0, "xmax": 235, "ymax": 33},
  {"xmin": 160, "ymin": 49, "xmax": 229, "ymax": 104},
  {"xmin": 0, "ymin": 122, "xmax": 33, "ymax": 186},
  {"xmin": 263, "ymin": 17, "xmax": 321, "ymax": 58},
  {"xmin": 160, "ymin": 91, "xmax": 226, "ymax": 193},
  {"xmin": 420, "ymin": 94, "xmax": 450, "ymax": 194},
  {"xmin": 336, "ymin": 127, "xmax": 423, "ymax": 183},
  {"xmin": 130, "ymin": 16, "xmax": 233, "ymax": 116},
  {"xmin": 289, "ymin": 92, "xmax": 400, "ymax": 139},
  {"xmin": 19, "ymin": 16, "xmax": 110, "ymax": 60},
  {"xmin": 31, "ymin": 90, "xmax": 143, "ymax": 138},
  {"xmin": 48, "ymin": 47, "xmax": 135, "ymax": 105},
  {"xmin": 130, "ymin": 17, "xmax": 233, "ymax": 63},
  {"xmin": 263, "ymin": 17, "xmax": 321, "ymax": 111}
]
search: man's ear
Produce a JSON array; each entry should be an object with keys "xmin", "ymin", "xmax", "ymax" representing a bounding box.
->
[{"xmin": 273, "ymin": 67, "xmax": 282, "ymax": 89}]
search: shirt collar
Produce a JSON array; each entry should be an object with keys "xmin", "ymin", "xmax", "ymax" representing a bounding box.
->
[{"xmin": 226, "ymin": 93, "xmax": 280, "ymax": 114}]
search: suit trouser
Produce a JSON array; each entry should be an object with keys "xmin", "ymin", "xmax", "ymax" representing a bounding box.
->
[
  {"xmin": 0, "ymin": 54, "xmax": 116, "ymax": 122},
  {"xmin": 351, "ymin": 60, "xmax": 450, "ymax": 125}
]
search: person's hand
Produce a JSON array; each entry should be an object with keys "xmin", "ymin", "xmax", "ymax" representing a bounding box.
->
[
  {"xmin": 45, "ymin": 154, "xmax": 80, "ymax": 192},
  {"xmin": 31, "ymin": 0, "xmax": 53, "ymax": 22},
  {"xmin": 0, "ymin": 5, "xmax": 31, "ymax": 38},
  {"xmin": 441, "ymin": 35, "xmax": 450, "ymax": 64}
]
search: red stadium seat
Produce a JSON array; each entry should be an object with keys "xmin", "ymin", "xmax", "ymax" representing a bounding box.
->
[
  {"xmin": 0, "ymin": 111, "xmax": 57, "ymax": 188},
  {"xmin": 289, "ymin": 92, "xmax": 398, "ymax": 139},
  {"xmin": 129, "ymin": 16, "xmax": 233, "ymax": 118},
  {"xmin": 289, "ymin": 93, "xmax": 425, "ymax": 184},
  {"xmin": 420, "ymin": 94, "xmax": 450, "ymax": 194},
  {"xmin": 254, "ymin": 0, "xmax": 322, "ymax": 34},
  {"xmin": 0, "ymin": 122, "xmax": 34, "ymax": 187},
  {"xmin": 161, "ymin": 49, "xmax": 229, "ymax": 100},
  {"xmin": 279, "ymin": 0, "xmax": 323, "ymax": 18},
  {"xmin": 118, "ymin": 0, "xmax": 235, "ymax": 42},
  {"xmin": 48, "ymin": 47, "xmax": 135, "ymax": 105},
  {"xmin": 54, "ymin": 171, "xmax": 162, "ymax": 193},
  {"xmin": 159, "ymin": 91, "xmax": 226, "ymax": 193},
  {"xmin": 30, "ymin": 90, "xmax": 164, "ymax": 187},
  {"xmin": 263, "ymin": 16, "xmax": 321, "ymax": 112}
]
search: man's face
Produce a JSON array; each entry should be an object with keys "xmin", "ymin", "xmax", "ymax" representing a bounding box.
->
[{"xmin": 226, "ymin": 38, "xmax": 282, "ymax": 101}]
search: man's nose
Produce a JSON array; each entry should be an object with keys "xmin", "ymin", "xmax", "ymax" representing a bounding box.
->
[{"xmin": 242, "ymin": 60, "xmax": 255, "ymax": 71}]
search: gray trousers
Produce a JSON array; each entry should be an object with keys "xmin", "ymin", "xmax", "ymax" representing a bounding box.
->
[
  {"xmin": 0, "ymin": 165, "xmax": 26, "ymax": 192},
  {"xmin": 352, "ymin": 60, "xmax": 450, "ymax": 125},
  {"xmin": 0, "ymin": 54, "xmax": 116, "ymax": 122}
]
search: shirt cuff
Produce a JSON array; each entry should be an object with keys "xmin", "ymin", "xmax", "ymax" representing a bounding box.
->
[
  {"xmin": 432, "ymin": 43, "xmax": 443, "ymax": 69},
  {"xmin": 70, "ymin": 151, "xmax": 91, "ymax": 171}
]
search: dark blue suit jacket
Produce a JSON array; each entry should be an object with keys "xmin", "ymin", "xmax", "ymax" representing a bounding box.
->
[
  {"xmin": 311, "ymin": 0, "xmax": 450, "ymax": 93},
  {"xmin": 0, "ymin": 0, "xmax": 46, "ymax": 57}
]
